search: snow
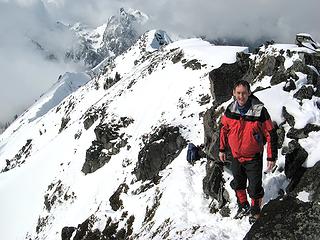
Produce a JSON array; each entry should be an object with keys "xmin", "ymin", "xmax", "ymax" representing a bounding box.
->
[
  {"xmin": 297, "ymin": 191, "xmax": 310, "ymax": 202},
  {"xmin": 1, "ymin": 31, "xmax": 320, "ymax": 240}
]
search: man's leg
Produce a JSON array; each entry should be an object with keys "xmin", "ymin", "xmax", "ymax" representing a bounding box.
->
[
  {"xmin": 244, "ymin": 155, "xmax": 264, "ymax": 220},
  {"xmin": 231, "ymin": 158, "xmax": 250, "ymax": 218}
]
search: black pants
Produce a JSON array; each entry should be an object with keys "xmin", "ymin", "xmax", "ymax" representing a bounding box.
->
[{"xmin": 231, "ymin": 154, "xmax": 264, "ymax": 199}]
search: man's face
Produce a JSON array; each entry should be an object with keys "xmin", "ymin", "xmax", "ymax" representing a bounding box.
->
[{"xmin": 233, "ymin": 84, "xmax": 250, "ymax": 106}]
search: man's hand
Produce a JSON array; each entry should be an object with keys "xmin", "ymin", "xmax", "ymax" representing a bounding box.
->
[
  {"xmin": 267, "ymin": 160, "xmax": 275, "ymax": 171},
  {"xmin": 219, "ymin": 152, "xmax": 226, "ymax": 162}
]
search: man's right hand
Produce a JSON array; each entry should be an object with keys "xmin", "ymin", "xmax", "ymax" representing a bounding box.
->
[{"xmin": 219, "ymin": 152, "xmax": 226, "ymax": 162}]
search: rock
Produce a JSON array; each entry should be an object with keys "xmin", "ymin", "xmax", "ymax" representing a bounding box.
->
[
  {"xmin": 270, "ymin": 72, "xmax": 288, "ymax": 85},
  {"xmin": 133, "ymin": 125, "xmax": 186, "ymax": 181},
  {"xmin": 282, "ymin": 106, "xmax": 295, "ymax": 127},
  {"xmin": 208, "ymin": 60, "xmax": 249, "ymax": 105},
  {"xmin": 58, "ymin": 116, "xmax": 70, "ymax": 133},
  {"xmin": 284, "ymin": 140, "xmax": 308, "ymax": 192},
  {"xmin": 290, "ymin": 161, "xmax": 320, "ymax": 203},
  {"xmin": 171, "ymin": 49, "xmax": 184, "ymax": 64},
  {"xmin": 304, "ymin": 53, "xmax": 320, "ymax": 72},
  {"xmin": 83, "ymin": 113, "xmax": 99, "ymax": 130},
  {"xmin": 82, "ymin": 140, "xmax": 111, "ymax": 174},
  {"xmin": 283, "ymin": 79, "xmax": 296, "ymax": 92},
  {"xmin": 202, "ymin": 160, "xmax": 229, "ymax": 208},
  {"xmin": 82, "ymin": 118, "xmax": 133, "ymax": 174},
  {"xmin": 293, "ymin": 85, "xmax": 314, "ymax": 101},
  {"xmin": 287, "ymin": 123, "xmax": 320, "ymax": 140},
  {"xmin": 61, "ymin": 227, "xmax": 76, "ymax": 240},
  {"xmin": 109, "ymin": 183, "xmax": 129, "ymax": 211},
  {"xmin": 285, "ymin": 140, "xmax": 308, "ymax": 178},
  {"xmin": 183, "ymin": 59, "xmax": 202, "ymax": 70},
  {"xmin": 276, "ymin": 125, "xmax": 286, "ymax": 148},
  {"xmin": 244, "ymin": 196, "xmax": 320, "ymax": 240}
]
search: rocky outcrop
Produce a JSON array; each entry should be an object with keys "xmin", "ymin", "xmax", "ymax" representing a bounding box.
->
[
  {"xmin": 1, "ymin": 139, "xmax": 32, "ymax": 172},
  {"xmin": 133, "ymin": 125, "xmax": 186, "ymax": 182},
  {"xmin": 109, "ymin": 183, "xmax": 129, "ymax": 211},
  {"xmin": 290, "ymin": 161, "xmax": 320, "ymax": 202},
  {"xmin": 100, "ymin": 8, "xmax": 147, "ymax": 56},
  {"xmin": 284, "ymin": 140, "xmax": 308, "ymax": 192},
  {"xmin": 82, "ymin": 117, "xmax": 134, "ymax": 174},
  {"xmin": 293, "ymin": 85, "xmax": 315, "ymax": 101},
  {"xmin": 61, "ymin": 214, "xmax": 135, "ymax": 240},
  {"xmin": 287, "ymin": 123, "xmax": 320, "ymax": 140},
  {"xmin": 245, "ymin": 196, "xmax": 320, "ymax": 240},
  {"xmin": 282, "ymin": 106, "xmax": 295, "ymax": 127},
  {"xmin": 208, "ymin": 52, "xmax": 251, "ymax": 105}
]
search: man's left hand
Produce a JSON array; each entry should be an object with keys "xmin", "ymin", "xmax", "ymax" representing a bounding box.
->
[{"xmin": 267, "ymin": 160, "xmax": 275, "ymax": 171}]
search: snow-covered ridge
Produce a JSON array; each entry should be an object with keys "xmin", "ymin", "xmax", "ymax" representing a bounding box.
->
[
  {"xmin": 0, "ymin": 30, "xmax": 249, "ymax": 240},
  {"xmin": 1, "ymin": 31, "xmax": 320, "ymax": 240}
]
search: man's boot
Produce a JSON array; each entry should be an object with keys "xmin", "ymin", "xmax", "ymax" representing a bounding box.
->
[
  {"xmin": 234, "ymin": 201, "xmax": 250, "ymax": 219},
  {"xmin": 249, "ymin": 198, "xmax": 262, "ymax": 224},
  {"xmin": 234, "ymin": 190, "xmax": 250, "ymax": 219}
]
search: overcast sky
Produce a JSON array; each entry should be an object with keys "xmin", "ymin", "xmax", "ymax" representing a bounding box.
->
[{"xmin": 0, "ymin": 0, "xmax": 319, "ymax": 124}]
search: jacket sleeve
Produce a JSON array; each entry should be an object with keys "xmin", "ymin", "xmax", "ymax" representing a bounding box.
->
[
  {"xmin": 219, "ymin": 114, "xmax": 229, "ymax": 152},
  {"xmin": 261, "ymin": 107, "xmax": 278, "ymax": 161}
]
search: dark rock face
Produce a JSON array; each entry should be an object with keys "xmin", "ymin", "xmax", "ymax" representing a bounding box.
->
[
  {"xmin": 284, "ymin": 140, "xmax": 308, "ymax": 192},
  {"xmin": 1, "ymin": 139, "xmax": 32, "ymax": 172},
  {"xmin": 244, "ymin": 196, "xmax": 320, "ymax": 240},
  {"xmin": 44, "ymin": 180, "xmax": 76, "ymax": 213},
  {"xmin": 61, "ymin": 214, "xmax": 135, "ymax": 240},
  {"xmin": 208, "ymin": 52, "xmax": 250, "ymax": 105},
  {"xmin": 203, "ymin": 106, "xmax": 220, "ymax": 159},
  {"xmin": 109, "ymin": 183, "xmax": 129, "ymax": 211},
  {"xmin": 276, "ymin": 124, "xmax": 285, "ymax": 148},
  {"xmin": 61, "ymin": 226, "xmax": 76, "ymax": 240},
  {"xmin": 287, "ymin": 123, "xmax": 320, "ymax": 140},
  {"xmin": 183, "ymin": 59, "xmax": 202, "ymax": 70},
  {"xmin": 293, "ymin": 85, "xmax": 314, "ymax": 101},
  {"xmin": 82, "ymin": 117, "xmax": 134, "ymax": 174},
  {"xmin": 290, "ymin": 161, "xmax": 320, "ymax": 202},
  {"xmin": 209, "ymin": 61, "xmax": 248, "ymax": 105},
  {"xmin": 304, "ymin": 53, "xmax": 320, "ymax": 72},
  {"xmin": 283, "ymin": 79, "xmax": 296, "ymax": 92},
  {"xmin": 203, "ymin": 160, "xmax": 229, "ymax": 210},
  {"xmin": 133, "ymin": 125, "xmax": 187, "ymax": 182},
  {"xmin": 82, "ymin": 140, "xmax": 111, "ymax": 174},
  {"xmin": 202, "ymin": 106, "xmax": 230, "ymax": 211},
  {"xmin": 270, "ymin": 71, "xmax": 288, "ymax": 86},
  {"xmin": 282, "ymin": 106, "xmax": 295, "ymax": 127}
]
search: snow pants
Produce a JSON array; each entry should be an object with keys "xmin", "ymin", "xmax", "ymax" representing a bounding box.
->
[{"xmin": 231, "ymin": 153, "xmax": 264, "ymax": 202}]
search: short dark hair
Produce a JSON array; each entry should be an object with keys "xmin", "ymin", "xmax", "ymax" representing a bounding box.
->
[{"xmin": 233, "ymin": 80, "xmax": 251, "ymax": 93}]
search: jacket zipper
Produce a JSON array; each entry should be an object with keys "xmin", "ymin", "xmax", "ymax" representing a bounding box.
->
[{"xmin": 238, "ymin": 117, "xmax": 244, "ymax": 157}]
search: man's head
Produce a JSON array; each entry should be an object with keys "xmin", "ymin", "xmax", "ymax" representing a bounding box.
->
[{"xmin": 233, "ymin": 80, "xmax": 251, "ymax": 106}]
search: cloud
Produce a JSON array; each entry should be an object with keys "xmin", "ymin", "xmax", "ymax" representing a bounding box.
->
[
  {"xmin": 0, "ymin": 0, "xmax": 80, "ymax": 123},
  {"xmin": 42, "ymin": 0, "xmax": 320, "ymax": 42},
  {"xmin": 0, "ymin": 0, "xmax": 319, "ymax": 124}
]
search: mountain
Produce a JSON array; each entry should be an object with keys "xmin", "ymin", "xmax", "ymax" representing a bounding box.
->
[
  {"xmin": 1, "ymin": 29, "xmax": 320, "ymax": 240},
  {"xmin": 31, "ymin": 8, "xmax": 149, "ymax": 69}
]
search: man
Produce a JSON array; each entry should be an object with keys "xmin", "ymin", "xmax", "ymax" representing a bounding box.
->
[{"xmin": 219, "ymin": 80, "xmax": 277, "ymax": 223}]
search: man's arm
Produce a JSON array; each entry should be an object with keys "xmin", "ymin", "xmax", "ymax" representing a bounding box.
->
[{"xmin": 261, "ymin": 107, "xmax": 278, "ymax": 169}]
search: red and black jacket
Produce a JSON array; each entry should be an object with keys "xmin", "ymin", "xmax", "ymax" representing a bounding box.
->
[{"xmin": 219, "ymin": 96, "xmax": 277, "ymax": 163}]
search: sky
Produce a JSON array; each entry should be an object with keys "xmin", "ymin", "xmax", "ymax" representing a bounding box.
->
[{"xmin": 0, "ymin": 0, "xmax": 319, "ymax": 124}]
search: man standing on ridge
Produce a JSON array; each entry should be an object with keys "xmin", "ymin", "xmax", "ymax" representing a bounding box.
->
[{"xmin": 219, "ymin": 80, "xmax": 277, "ymax": 223}]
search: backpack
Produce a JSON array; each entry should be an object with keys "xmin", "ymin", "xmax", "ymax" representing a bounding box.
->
[{"xmin": 186, "ymin": 143, "xmax": 200, "ymax": 164}]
